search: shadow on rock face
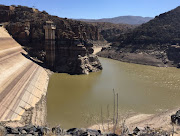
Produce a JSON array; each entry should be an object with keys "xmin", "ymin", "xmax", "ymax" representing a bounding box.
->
[{"xmin": 21, "ymin": 40, "xmax": 102, "ymax": 75}]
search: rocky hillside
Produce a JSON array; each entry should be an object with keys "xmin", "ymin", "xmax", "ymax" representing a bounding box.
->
[
  {"xmin": 116, "ymin": 6, "xmax": 180, "ymax": 46},
  {"xmin": 0, "ymin": 5, "xmax": 103, "ymax": 74},
  {"xmin": 77, "ymin": 16, "xmax": 153, "ymax": 25},
  {"xmin": 98, "ymin": 6, "xmax": 180, "ymax": 67},
  {"xmin": 0, "ymin": 5, "xmax": 103, "ymax": 42}
]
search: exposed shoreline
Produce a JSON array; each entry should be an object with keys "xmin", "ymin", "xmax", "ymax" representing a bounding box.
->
[
  {"xmin": 97, "ymin": 47, "xmax": 176, "ymax": 68},
  {"xmin": 89, "ymin": 107, "xmax": 180, "ymax": 134}
]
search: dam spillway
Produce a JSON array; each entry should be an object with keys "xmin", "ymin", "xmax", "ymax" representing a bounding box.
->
[{"xmin": 0, "ymin": 27, "xmax": 49, "ymax": 125}]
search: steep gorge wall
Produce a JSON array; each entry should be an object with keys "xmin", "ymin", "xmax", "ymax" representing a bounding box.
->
[{"xmin": 0, "ymin": 27, "xmax": 49, "ymax": 126}]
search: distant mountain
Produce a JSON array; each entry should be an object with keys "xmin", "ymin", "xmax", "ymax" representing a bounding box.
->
[
  {"xmin": 87, "ymin": 22, "xmax": 137, "ymax": 42},
  {"xmin": 76, "ymin": 16, "xmax": 153, "ymax": 25}
]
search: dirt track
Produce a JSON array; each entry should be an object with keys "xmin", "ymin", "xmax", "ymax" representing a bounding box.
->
[{"xmin": 0, "ymin": 27, "xmax": 49, "ymax": 125}]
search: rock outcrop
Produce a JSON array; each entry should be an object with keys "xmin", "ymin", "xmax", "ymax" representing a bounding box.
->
[
  {"xmin": 22, "ymin": 40, "xmax": 103, "ymax": 74},
  {"xmin": 167, "ymin": 45, "xmax": 180, "ymax": 66},
  {"xmin": 171, "ymin": 110, "xmax": 180, "ymax": 125},
  {"xmin": 44, "ymin": 40, "xmax": 102, "ymax": 74}
]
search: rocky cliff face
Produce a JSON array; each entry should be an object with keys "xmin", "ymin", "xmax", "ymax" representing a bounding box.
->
[
  {"xmin": 23, "ymin": 40, "xmax": 102, "ymax": 74},
  {"xmin": 44, "ymin": 40, "xmax": 102, "ymax": 74},
  {"xmin": 0, "ymin": 5, "xmax": 103, "ymax": 74}
]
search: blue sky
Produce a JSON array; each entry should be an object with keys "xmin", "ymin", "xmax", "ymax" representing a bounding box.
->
[{"xmin": 0, "ymin": 0, "xmax": 180, "ymax": 19}]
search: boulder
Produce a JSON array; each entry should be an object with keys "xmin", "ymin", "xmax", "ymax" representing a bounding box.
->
[
  {"xmin": 177, "ymin": 63, "xmax": 180, "ymax": 68},
  {"xmin": 21, "ymin": 130, "xmax": 27, "ymax": 134},
  {"xmin": 5, "ymin": 127, "xmax": 19, "ymax": 134},
  {"xmin": 52, "ymin": 126, "xmax": 61, "ymax": 135},
  {"xmin": 86, "ymin": 129, "xmax": 101, "ymax": 135},
  {"xmin": 171, "ymin": 110, "xmax": 180, "ymax": 124},
  {"xmin": 102, "ymin": 133, "xmax": 118, "ymax": 136},
  {"xmin": 66, "ymin": 128, "xmax": 87, "ymax": 135}
]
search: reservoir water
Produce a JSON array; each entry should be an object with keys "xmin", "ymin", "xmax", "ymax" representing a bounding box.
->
[{"xmin": 47, "ymin": 57, "xmax": 180, "ymax": 128}]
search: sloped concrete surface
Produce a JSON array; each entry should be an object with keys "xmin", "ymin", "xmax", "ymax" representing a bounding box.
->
[{"xmin": 0, "ymin": 27, "xmax": 49, "ymax": 123}]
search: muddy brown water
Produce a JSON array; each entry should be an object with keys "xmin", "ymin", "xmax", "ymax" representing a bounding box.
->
[{"xmin": 47, "ymin": 57, "xmax": 180, "ymax": 128}]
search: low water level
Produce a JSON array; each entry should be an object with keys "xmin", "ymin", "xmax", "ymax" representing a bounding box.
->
[{"xmin": 47, "ymin": 57, "xmax": 180, "ymax": 128}]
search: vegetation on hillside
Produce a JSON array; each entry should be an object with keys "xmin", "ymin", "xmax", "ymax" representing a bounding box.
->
[{"xmin": 115, "ymin": 6, "xmax": 180, "ymax": 48}]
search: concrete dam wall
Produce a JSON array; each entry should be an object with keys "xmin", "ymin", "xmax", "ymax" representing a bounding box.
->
[{"xmin": 0, "ymin": 27, "xmax": 49, "ymax": 125}]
